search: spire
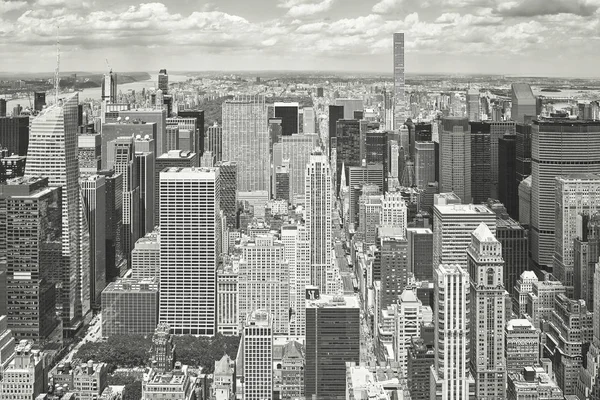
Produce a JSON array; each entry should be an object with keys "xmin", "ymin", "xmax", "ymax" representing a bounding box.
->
[{"xmin": 54, "ymin": 26, "xmax": 60, "ymax": 104}]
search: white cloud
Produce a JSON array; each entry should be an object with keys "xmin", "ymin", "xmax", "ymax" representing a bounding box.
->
[
  {"xmin": 372, "ymin": 0, "xmax": 403, "ymax": 14},
  {"xmin": 0, "ymin": 0, "xmax": 26, "ymax": 14},
  {"xmin": 281, "ymin": 0, "xmax": 335, "ymax": 18}
]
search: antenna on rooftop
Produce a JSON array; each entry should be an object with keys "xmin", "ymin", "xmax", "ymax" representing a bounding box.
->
[{"xmin": 54, "ymin": 26, "xmax": 60, "ymax": 104}]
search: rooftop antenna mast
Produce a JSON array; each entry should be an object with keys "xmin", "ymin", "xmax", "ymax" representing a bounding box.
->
[{"xmin": 54, "ymin": 26, "xmax": 60, "ymax": 104}]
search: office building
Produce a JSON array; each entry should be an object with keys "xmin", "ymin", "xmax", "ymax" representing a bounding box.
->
[
  {"xmin": 440, "ymin": 117, "xmax": 471, "ymax": 203},
  {"xmin": 303, "ymin": 106, "xmax": 316, "ymax": 133},
  {"xmin": 489, "ymin": 121, "xmax": 516, "ymax": 199},
  {"xmin": 131, "ymin": 230, "xmax": 160, "ymax": 279},
  {"xmin": 377, "ymin": 226, "xmax": 409, "ymax": 309},
  {"xmin": 393, "ymin": 33, "xmax": 405, "ymax": 128},
  {"xmin": 531, "ymin": 120, "xmax": 600, "ymax": 271},
  {"xmin": 50, "ymin": 360, "xmax": 108, "ymax": 400},
  {"xmin": 407, "ymin": 227, "xmax": 433, "ymax": 281},
  {"xmin": 159, "ymin": 167, "xmax": 219, "ymax": 335},
  {"xmin": 573, "ymin": 213, "xmax": 600, "ymax": 307},
  {"xmin": 134, "ymin": 147, "xmax": 155, "ymax": 236},
  {"xmin": 0, "ymin": 177, "xmax": 61, "ymax": 341},
  {"xmin": 32, "ymin": 92, "xmax": 45, "ymax": 113},
  {"xmin": 178, "ymin": 128, "xmax": 194, "ymax": 153},
  {"xmin": 499, "ymin": 133, "xmax": 518, "ymax": 218},
  {"xmin": 78, "ymin": 133, "xmax": 102, "ymax": 179},
  {"xmin": 0, "ymin": 99, "xmax": 5, "ymax": 116},
  {"xmin": 25, "ymin": 93, "xmax": 81, "ymax": 327},
  {"xmin": 305, "ymin": 292, "xmax": 360, "ymax": 400},
  {"xmin": 511, "ymin": 83, "xmax": 536, "ymax": 124},
  {"xmin": 305, "ymin": 150, "xmax": 332, "ymax": 293},
  {"xmin": 217, "ymin": 260, "xmax": 239, "ymax": 336},
  {"xmin": 177, "ymin": 109, "xmax": 205, "ymax": 155},
  {"xmin": 466, "ymin": 89, "xmax": 480, "ymax": 122},
  {"xmin": 215, "ymin": 161, "xmax": 237, "ymax": 229},
  {"xmin": 243, "ymin": 310, "xmax": 273, "ymax": 400},
  {"xmin": 158, "ymin": 69, "xmax": 168, "ymax": 93},
  {"xmin": 280, "ymin": 134, "xmax": 319, "ymax": 204},
  {"xmin": 274, "ymin": 165, "xmax": 289, "ymax": 202},
  {"xmin": 164, "ymin": 124, "xmax": 179, "ymax": 152},
  {"xmin": 97, "ymin": 170, "xmax": 125, "ymax": 283},
  {"xmin": 518, "ymin": 176, "xmax": 531, "ymax": 228},
  {"xmin": 348, "ymin": 164, "xmax": 385, "ymax": 219},
  {"xmin": 0, "ymin": 116, "xmax": 29, "ymax": 156},
  {"xmin": 154, "ymin": 150, "xmax": 198, "ymax": 224},
  {"xmin": 222, "ymin": 96, "xmax": 269, "ymax": 192},
  {"xmin": 101, "ymin": 70, "xmax": 117, "ymax": 103},
  {"xmin": 505, "ymin": 319, "xmax": 539, "ymax": 374},
  {"xmin": 0, "ymin": 153, "xmax": 26, "ymax": 182},
  {"xmin": 433, "ymin": 203, "xmax": 496, "ymax": 269},
  {"xmin": 554, "ymin": 174, "xmax": 600, "ymax": 291},
  {"xmin": 544, "ymin": 294, "xmax": 593, "ymax": 395},
  {"xmin": 467, "ymin": 223, "xmax": 507, "ymax": 398},
  {"xmin": 80, "ymin": 175, "xmax": 107, "ymax": 307},
  {"xmin": 101, "ymin": 120, "xmax": 157, "ymax": 169},
  {"xmin": 334, "ymin": 119, "xmax": 361, "ymax": 193},
  {"xmin": 205, "ymin": 123, "xmax": 222, "ymax": 162},
  {"xmin": 238, "ymin": 235, "xmax": 289, "ymax": 334},
  {"xmin": 142, "ymin": 362, "xmax": 198, "ymax": 399},
  {"xmin": 0, "ymin": 316, "xmax": 15, "ymax": 378},
  {"xmin": 576, "ymin": 262, "xmax": 600, "ymax": 399},
  {"xmin": 430, "ymin": 264, "xmax": 475, "ymax": 400},
  {"xmin": 118, "ymin": 109, "xmax": 166, "ymax": 156},
  {"xmin": 414, "ymin": 141, "xmax": 435, "ymax": 189},
  {"xmin": 273, "ymin": 339, "xmax": 304, "ymax": 400},
  {"xmin": 396, "ymin": 287, "xmax": 423, "ymax": 375},
  {"xmin": 328, "ymin": 105, "xmax": 344, "ymax": 157},
  {"xmin": 101, "ymin": 277, "xmax": 158, "ymax": 337},
  {"xmin": 407, "ymin": 337, "xmax": 435, "ymax": 400},
  {"xmin": 0, "ymin": 340, "xmax": 44, "ymax": 399},
  {"xmin": 469, "ymin": 121, "xmax": 491, "ymax": 203},
  {"xmin": 167, "ymin": 116, "xmax": 198, "ymax": 153},
  {"xmin": 507, "ymin": 367, "xmax": 563, "ymax": 399},
  {"xmin": 274, "ymin": 102, "xmax": 299, "ymax": 136},
  {"xmin": 335, "ymin": 98, "xmax": 363, "ymax": 121},
  {"xmin": 359, "ymin": 192, "xmax": 381, "ymax": 245}
]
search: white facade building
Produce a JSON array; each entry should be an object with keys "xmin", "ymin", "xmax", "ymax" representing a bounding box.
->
[{"xmin": 243, "ymin": 310, "xmax": 273, "ymax": 400}]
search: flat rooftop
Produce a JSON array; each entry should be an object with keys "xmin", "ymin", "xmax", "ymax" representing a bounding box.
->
[
  {"xmin": 434, "ymin": 204, "xmax": 494, "ymax": 215},
  {"xmin": 306, "ymin": 294, "xmax": 359, "ymax": 309}
]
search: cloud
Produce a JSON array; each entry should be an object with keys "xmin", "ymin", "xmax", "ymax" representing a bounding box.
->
[
  {"xmin": 278, "ymin": 0, "xmax": 335, "ymax": 18},
  {"xmin": 496, "ymin": 0, "xmax": 600, "ymax": 17},
  {"xmin": 0, "ymin": 0, "xmax": 26, "ymax": 13},
  {"xmin": 372, "ymin": 0, "xmax": 403, "ymax": 14}
]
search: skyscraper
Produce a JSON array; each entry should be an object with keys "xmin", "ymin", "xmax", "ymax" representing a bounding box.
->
[
  {"xmin": 440, "ymin": 117, "xmax": 471, "ymax": 203},
  {"xmin": 466, "ymin": 89, "xmax": 480, "ymax": 122},
  {"xmin": 414, "ymin": 141, "xmax": 435, "ymax": 189},
  {"xmin": 205, "ymin": 123, "xmax": 222, "ymax": 162},
  {"xmin": 101, "ymin": 119, "xmax": 157, "ymax": 169},
  {"xmin": 154, "ymin": 150, "xmax": 198, "ymax": 225},
  {"xmin": 159, "ymin": 167, "xmax": 219, "ymax": 335},
  {"xmin": 334, "ymin": 98, "xmax": 363, "ymax": 120},
  {"xmin": 281, "ymin": 133, "xmax": 319, "ymax": 205},
  {"xmin": 393, "ymin": 32, "xmax": 405, "ymax": 129},
  {"xmin": 531, "ymin": 120, "xmax": 600, "ymax": 271},
  {"xmin": 430, "ymin": 264, "xmax": 475, "ymax": 400},
  {"xmin": 378, "ymin": 226, "xmax": 409, "ymax": 309},
  {"xmin": 498, "ymin": 133, "xmax": 518, "ymax": 218},
  {"xmin": 177, "ymin": 110, "xmax": 205, "ymax": 155},
  {"xmin": 305, "ymin": 150, "xmax": 332, "ymax": 293},
  {"xmin": 467, "ymin": 223, "xmax": 507, "ymax": 398},
  {"xmin": 101, "ymin": 71, "xmax": 117, "ymax": 103},
  {"xmin": 158, "ymin": 69, "xmax": 168, "ymax": 93},
  {"xmin": 243, "ymin": 310, "xmax": 273, "ymax": 400},
  {"xmin": 469, "ymin": 121, "xmax": 491, "ymax": 203},
  {"xmin": 505, "ymin": 319, "xmax": 539, "ymax": 374},
  {"xmin": 134, "ymin": 139, "xmax": 155, "ymax": 236},
  {"xmin": 0, "ymin": 116, "xmax": 29, "ymax": 156},
  {"xmin": 396, "ymin": 287, "xmax": 423, "ymax": 376},
  {"xmin": 511, "ymin": 83, "xmax": 536, "ymax": 123},
  {"xmin": 334, "ymin": 119, "xmax": 361, "ymax": 194},
  {"xmin": 25, "ymin": 93, "xmax": 82, "ymax": 327},
  {"xmin": 281, "ymin": 224, "xmax": 310, "ymax": 337},
  {"xmin": 274, "ymin": 102, "xmax": 299, "ymax": 136},
  {"xmin": 222, "ymin": 96, "xmax": 269, "ymax": 192},
  {"xmin": 78, "ymin": 133, "xmax": 102, "ymax": 179},
  {"xmin": 328, "ymin": 105, "xmax": 344, "ymax": 158},
  {"xmin": 33, "ymin": 92, "xmax": 46, "ymax": 112}
]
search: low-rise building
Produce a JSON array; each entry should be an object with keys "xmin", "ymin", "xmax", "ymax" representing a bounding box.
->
[
  {"xmin": 507, "ymin": 366, "xmax": 563, "ymax": 399},
  {"xmin": 0, "ymin": 340, "xmax": 44, "ymax": 400}
]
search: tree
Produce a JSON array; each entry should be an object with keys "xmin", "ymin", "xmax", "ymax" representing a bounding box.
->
[{"xmin": 122, "ymin": 381, "xmax": 142, "ymax": 400}]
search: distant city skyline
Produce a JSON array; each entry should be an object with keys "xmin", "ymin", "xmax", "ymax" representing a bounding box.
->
[{"xmin": 0, "ymin": 0, "xmax": 599, "ymax": 77}]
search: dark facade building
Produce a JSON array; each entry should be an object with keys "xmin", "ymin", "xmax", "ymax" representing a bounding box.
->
[
  {"xmin": 0, "ymin": 177, "xmax": 61, "ymax": 341},
  {"xmin": 177, "ymin": 110, "xmax": 205, "ymax": 155},
  {"xmin": 268, "ymin": 118, "xmax": 283, "ymax": 153},
  {"xmin": 274, "ymin": 104, "xmax": 299, "ymax": 136},
  {"xmin": 407, "ymin": 337, "xmax": 435, "ymax": 400},
  {"xmin": 305, "ymin": 291, "xmax": 360, "ymax": 400},
  {"xmin": 275, "ymin": 166, "xmax": 290, "ymax": 202},
  {"xmin": 334, "ymin": 119, "xmax": 361, "ymax": 194},
  {"xmin": 328, "ymin": 105, "xmax": 344, "ymax": 158},
  {"xmin": 470, "ymin": 121, "xmax": 492, "ymax": 204},
  {"xmin": 498, "ymin": 134, "xmax": 518, "ymax": 219},
  {"xmin": 0, "ymin": 116, "xmax": 29, "ymax": 156},
  {"xmin": 407, "ymin": 227, "xmax": 433, "ymax": 281},
  {"xmin": 34, "ymin": 92, "xmax": 46, "ymax": 112},
  {"xmin": 574, "ymin": 213, "xmax": 600, "ymax": 308},
  {"xmin": 413, "ymin": 122, "xmax": 432, "ymax": 158},
  {"xmin": 98, "ymin": 170, "xmax": 125, "ymax": 283},
  {"xmin": 0, "ymin": 153, "xmax": 26, "ymax": 182},
  {"xmin": 216, "ymin": 161, "xmax": 238, "ymax": 229},
  {"xmin": 317, "ymin": 87, "xmax": 324, "ymax": 97},
  {"xmin": 0, "ymin": 99, "xmax": 6, "ymax": 117},
  {"xmin": 515, "ymin": 123, "xmax": 532, "ymax": 198},
  {"xmin": 378, "ymin": 227, "xmax": 409, "ymax": 310}
]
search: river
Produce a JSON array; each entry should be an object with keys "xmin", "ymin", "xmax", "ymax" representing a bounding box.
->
[{"xmin": 3, "ymin": 73, "xmax": 190, "ymax": 112}]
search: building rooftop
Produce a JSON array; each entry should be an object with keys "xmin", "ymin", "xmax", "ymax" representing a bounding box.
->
[
  {"xmin": 511, "ymin": 83, "xmax": 535, "ymax": 100},
  {"xmin": 556, "ymin": 173, "xmax": 600, "ymax": 182},
  {"xmin": 306, "ymin": 294, "xmax": 359, "ymax": 309},
  {"xmin": 157, "ymin": 150, "xmax": 197, "ymax": 160},
  {"xmin": 434, "ymin": 203, "xmax": 495, "ymax": 215},
  {"xmin": 102, "ymin": 277, "xmax": 158, "ymax": 292},
  {"xmin": 472, "ymin": 222, "xmax": 497, "ymax": 242},
  {"xmin": 506, "ymin": 319, "xmax": 536, "ymax": 331}
]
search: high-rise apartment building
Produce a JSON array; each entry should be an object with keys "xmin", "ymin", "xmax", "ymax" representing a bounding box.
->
[
  {"xmin": 101, "ymin": 71, "xmax": 117, "ymax": 103},
  {"xmin": 511, "ymin": 83, "xmax": 536, "ymax": 124},
  {"xmin": 25, "ymin": 93, "xmax": 82, "ymax": 327},
  {"xmin": 554, "ymin": 174, "xmax": 600, "ymax": 292},
  {"xmin": 430, "ymin": 264, "xmax": 475, "ymax": 400},
  {"xmin": 466, "ymin": 89, "xmax": 480, "ymax": 121},
  {"xmin": 159, "ymin": 167, "xmax": 219, "ymax": 335},
  {"xmin": 222, "ymin": 96, "xmax": 269, "ymax": 192},
  {"xmin": 238, "ymin": 235, "xmax": 290, "ymax": 335},
  {"xmin": 433, "ymin": 203, "xmax": 496, "ymax": 269},
  {"xmin": 154, "ymin": 150, "xmax": 198, "ymax": 224},
  {"xmin": 414, "ymin": 141, "xmax": 435, "ymax": 189},
  {"xmin": 0, "ymin": 177, "xmax": 61, "ymax": 341},
  {"xmin": 467, "ymin": 223, "xmax": 507, "ymax": 398},
  {"xmin": 505, "ymin": 319, "xmax": 539, "ymax": 374},
  {"xmin": 305, "ymin": 150, "xmax": 332, "ymax": 293},
  {"xmin": 305, "ymin": 292, "xmax": 360, "ymax": 400},
  {"xmin": 440, "ymin": 117, "xmax": 471, "ymax": 203},
  {"xmin": 393, "ymin": 33, "xmax": 405, "ymax": 129},
  {"xmin": 531, "ymin": 120, "xmax": 600, "ymax": 271},
  {"xmin": 281, "ymin": 134, "xmax": 319, "ymax": 204},
  {"xmin": 243, "ymin": 310, "xmax": 273, "ymax": 400}
]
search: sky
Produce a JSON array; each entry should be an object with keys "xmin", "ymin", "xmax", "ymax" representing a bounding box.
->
[{"xmin": 0, "ymin": 0, "xmax": 599, "ymax": 76}]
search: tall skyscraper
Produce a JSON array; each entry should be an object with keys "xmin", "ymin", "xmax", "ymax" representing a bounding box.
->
[
  {"xmin": 305, "ymin": 150, "xmax": 332, "ymax": 293},
  {"xmin": 334, "ymin": 119, "xmax": 361, "ymax": 194},
  {"xmin": 467, "ymin": 223, "xmax": 507, "ymax": 398},
  {"xmin": 414, "ymin": 141, "xmax": 435, "ymax": 189},
  {"xmin": 159, "ymin": 167, "xmax": 219, "ymax": 335},
  {"xmin": 498, "ymin": 133, "xmax": 518, "ymax": 218},
  {"xmin": 396, "ymin": 287, "xmax": 423, "ymax": 375},
  {"xmin": 205, "ymin": 123, "xmax": 222, "ymax": 162},
  {"xmin": 177, "ymin": 110, "xmax": 205, "ymax": 155},
  {"xmin": 305, "ymin": 291, "xmax": 360, "ymax": 399},
  {"xmin": 222, "ymin": 96, "xmax": 269, "ymax": 192},
  {"xmin": 78, "ymin": 133, "xmax": 102, "ymax": 179},
  {"xmin": 274, "ymin": 102, "xmax": 299, "ymax": 136},
  {"xmin": 303, "ymin": 106, "xmax": 316, "ymax": 133},
  {"xmin": 215, "ymin": 161, "xmax": 238, "ymax": 229},
  {"xmin": 281, "ymin": 224, "xmax": 310, "ymax": 337},
  {"xmin": 25, "ymin": 93, "xmax": 82, "ymax": 327},
  {"xmin": 134, "ymin": 139, "xmax": 155, "ymax": 236},
  {"xmin": 33, "ymin": 92, "xmax": 46, "ymax": 112},
  {"xmin": 154, "ymin": 150, "xmax": 198, "ymax": 224},
  {"xmin": 393, "ymin": 32, "xmax": 405, "ymax": 129},
  {"xmin": 0, "ymin": 177, "xmax": 61, "ymax": 341},
  {"xmin": 511, "ymin": 83, "xmax": 536, "ymax": 123},
  {"xmin": 243, "ymin": 310, "xmax": 273, "ymax": 400},
  {"xmin": 97, "ymin": 170, "xmax": 125, "ymax": 283},
  {"xmin": 281, "ymin": 134, "xmax": 319, "ymax": 205},
  {"xmin": 118, "ymin": 109, "xmax": 165, "ymax": 157},
  {"xmin": 430, "ymin": 264, "xmax": 475, "ymax": 399},
  {"xmin": 469, "ymin": 121, "xmax": 491, "ymax": 203},
  {"xmin": 466, "ymin": 89, "xmax": 480, "ymax": 122},
  {"xmin": 489, "ymin": 121, "xmax": 515, "ymax": 199},
  {"xmin": 440, "ymin": 117, "xmax": 471, "ymax": 203},
  {"xmin": 515, "ymin": 123, "xmax": 532, "ymax": 196},
  {"xmin": 158, "ymin": 69, "xmax": 168, "ymax": 93},
  {"xmin": 407, "ymin": 227, "xmax": 434, "ymax": 281},
  {"xmin": 101, "ymin": 119, "xmax": 157, "ymax": 169},
  {"xmin": 573, "ymin": 213, "xmax": 600, "ymax": 307},
  {"xmin": 378, "ymin": 226, "xmax": 409, "ymax": 309},
  {"xmin": 433, "ymin": 203, "xmax": 496, "ymax": 269},
  {"xmin": 0, "ymin": 116, "xmax": 29, "ymax": 156},
  {"xmin": 101, "ymin": 71, "xmax": 117, "ymax": 103},
  {"xmin": 328, "ymin": 105, "xmax": 344, "ymax": 158},
  {"xmin": 531, "ymin": 120, "xmax": 600, "ymax": 271}
]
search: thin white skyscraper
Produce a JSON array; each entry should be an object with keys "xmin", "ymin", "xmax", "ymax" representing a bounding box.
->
[
  {"xmin": 281, "ymin": 224, "xmax": 310, "ymax": 336},
  {"xmin": 25, "ymin": 92, "xmax": 82, "ymax": 326},
  {"xmin": 305, "ymin": 149, "xmax": 333, "ymax": 293},
  {"xmin": 394, "ymin": 32, "xmax": 406, "ymax": 130},
  {"xmin": 243, "ymin": 310, "xmax": 273, "ymax": 400},
  {"xmin": 159, "ymin": 167, "xmax": 220, "ymax": 335},
  {"xmin": 222, "ymin": 95, "xmax": 269, "ymax": 192}
]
